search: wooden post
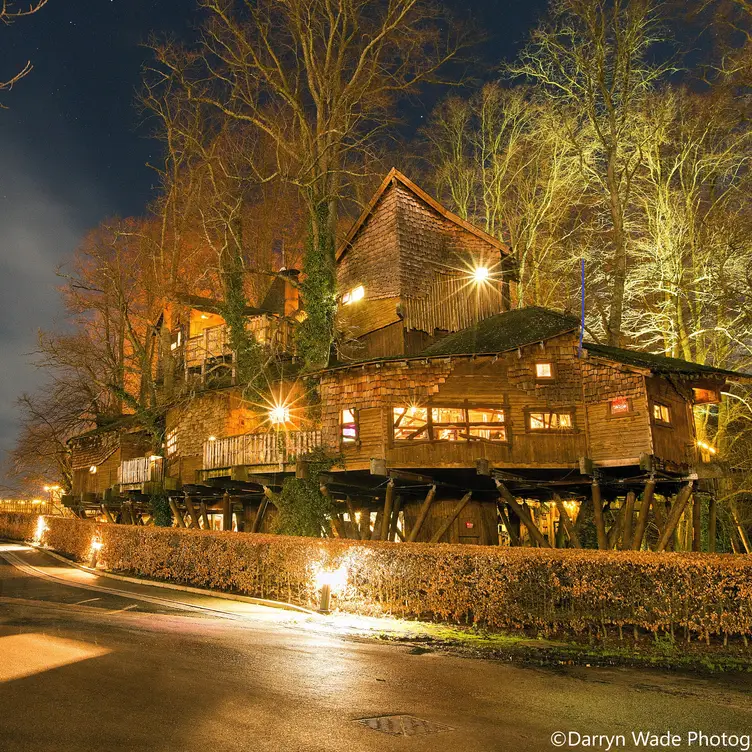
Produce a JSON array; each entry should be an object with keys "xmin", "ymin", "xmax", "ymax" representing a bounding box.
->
[
  {"xmin": 252, "ymin": 488, "xmax": 273, "ymax": 533},
  {"xmin": 621, "ymin": 491, "xmax": 636, "ymax": 550},
  {"xmin": 574, "ymin": 497, "xmax": 589, "ymax": 534},
  {"xmin": 708, "ymin": 496, "xmax": 717, "ymax": 553},
  {"xmin": 360, "ymin": 510, "xmax": 372, "ymax": 540},
  {"xmin": 655, "ymin": 483, "xmax": 694, "ymax": 552},
  {"xmin": 497, "ymin": 502, "xmax": 519, "ymax": 546},
  {"xmin": 380, "ymin": 480, "xmax": 395, "ymax": 541},
  {"xmin": 388, "ymin": 495, "xmax": 402, "ymax": 542},
  {"xmin": 370, "ymin": 510, "xmax": 383, "ymax": 541},
  {"xmin": 242, "ymin": 501, "xmax": 254, "ymax": 533},
  {"xmin": 222, "ymin": 491, "xmax": 232, "ymax": 532},
  {"xmin": 731, "ymin": 500, "xmax": 752, "ymax": 554},
  {"xmin": 554, "ymin": 495, "xmax": 581, "ymax": 548},
  {"xmin": 345, "ymin": 497, "xmax": 362, "ymax": 541},
  {"xmin": 100, "ymin": 505, "xmax": 116, "ymax": 524},
  {"xmin": 332, "ymin": 514, "xmax": 347, "ymax": 538},
  {"xmin": 495, "ymin": 481, "xmax": 551, "ymax": 549},
  {"xmin": 199, "ymin": 501, "xmax": 211, "ymax": 530},
  {"xmin": 183, "ymin": 495, "xmax": 200, "ymax": 529},
  {"xmin": 168, "ymin": 498, "xmax": 186, "ymax": 528},
  {"xmin": 591, "ymin": 481, "xmax": 608, "ymax": 550},
  {"xmin": 547, "ymin": 503, "xmax": 556, "ymax": 547},
  {"xmin": 631, "ymin": 478, "xmax": 655, "ymax": 550},
  {"xmin": 407, "ymin": 485, "xmax": 436, "ymax": 542},
  {"xmin": 430, "ymin": 491, "xmax": 473, "ymax": 543},
  {"xmin": 692, "ymin": 494, "xmax": 702, "ymax": 552}
]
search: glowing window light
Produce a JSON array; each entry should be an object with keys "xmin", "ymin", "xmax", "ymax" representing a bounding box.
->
[
  {"xmin": 89, "ymin": 465, "xmax": 97, "ymax": 474},
  {"xmin": 342, "ymin": 285, "xmax": 365, "ymax": 305},
  {"xmin": 473, "ymin": 266, "xmax": 490, "ymax": 283},
  {"xmin": 269, "ymin": 405, "xmax": 290, "ymax": 424},
  {"xmin": 149, "ymin": 455, "xmax": 162, "ymax": 462},
  {"xmin": 208, "ymin": 436, "xmax": 217, "ymax": 442}
]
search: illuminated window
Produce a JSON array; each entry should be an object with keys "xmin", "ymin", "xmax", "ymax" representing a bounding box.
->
[
  {"xmin": 341, "ymin": 408, "xmax": 358, "ymax": 445},
  {"xmin": 342, "ymin": 285, "xmax": 365, "ymax": 305},
  {"xmin": 393, "ymin": 406, "xmax": 428, "ymax": 441},
  {"xmin": 166, "ymin": 428, "xmax": 178, "ymax": 457},
  {"xmin": 89, "ymin": 465, "xmax": 97, "ymax": 474},
  {"xmin": 652, "ymin": 403, "xmax": 671, "ymax": 424},
  {"xmin": 535, "ymin": 362, "xmax": 554, "ymax": 379},
  {"xmin": 528, "ymin": 411, "xmax": 573, "ymax": 431},
  {"xmin": 610, "ymin": 397, "xmax": 631, "ymax": 415},
  {"xmin": 393, "ymin": 406, "xmax": 506, "ymax": 442}
]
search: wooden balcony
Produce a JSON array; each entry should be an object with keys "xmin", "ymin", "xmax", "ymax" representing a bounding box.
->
[
  {"xmin": 184, "ymin": 315, "xmax": 294, "ymax": 370},
  {"xmin": 202, "ymin": 430, "xmax": 322, "ymax": 475},
  {"xmin": 118, "ymin": 457, "xmax": 165, "ymax": 489}
]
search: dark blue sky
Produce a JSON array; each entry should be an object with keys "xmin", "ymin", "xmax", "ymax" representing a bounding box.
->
[{"xmin": 0, "ymin": 0, "xmax": 547, "ymax": 482}]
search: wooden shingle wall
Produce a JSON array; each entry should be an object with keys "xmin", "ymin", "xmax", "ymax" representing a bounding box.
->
[
  {"xmin": 581, "ymin": 361, "xmax": 652, "ymax": 463},
  {"xmin": 646, "ymin": 377, "xmax": 697, "ymax": 468}
]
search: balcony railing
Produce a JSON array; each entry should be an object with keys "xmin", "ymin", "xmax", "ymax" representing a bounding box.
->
[
  {"xmin": 118, "ymin": 457, "xmax": 165, "ymax": 486},
  {"xmin": 185, "ymin": 315, "xmax": 293, "ymax": 369},
  {"xmin": 203, "ymin": 430, "xmax": 322, "ymax": 471}
]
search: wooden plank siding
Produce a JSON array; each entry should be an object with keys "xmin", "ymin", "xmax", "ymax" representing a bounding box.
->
[
  {"xmin": 646, "ymin": 377, "xmax": 698, "ymax": 468},
  {"xmin": 322, "ymin": 332, "xmax": 699, "ymax": 473}
]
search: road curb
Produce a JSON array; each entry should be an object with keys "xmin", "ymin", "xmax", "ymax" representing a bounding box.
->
[{"xmin": 2, "ymin": 538, "xmax": 319, "ymax": 617}]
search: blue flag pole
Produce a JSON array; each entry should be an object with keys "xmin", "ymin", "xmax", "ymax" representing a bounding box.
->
[{"xmin": 578, "ymin": 258, "xmax": 585, "ymax": 357}]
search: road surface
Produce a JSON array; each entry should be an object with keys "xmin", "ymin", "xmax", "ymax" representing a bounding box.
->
[{"xmin": 1, "ymin": 542, "xmax": 751, "ymax": 752}]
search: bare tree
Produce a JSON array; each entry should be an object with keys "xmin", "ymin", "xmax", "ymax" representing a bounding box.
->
[
  {"xmin": 1, "ymin": 0, "xmax": 48, "ymax": 104},
  {"xmin": 155, "ymin": 0, "xmax": 470, "ymax": 367},
  {"xmin": 509, "ymin": 0, "xmax": 673, "ymax": 344}
]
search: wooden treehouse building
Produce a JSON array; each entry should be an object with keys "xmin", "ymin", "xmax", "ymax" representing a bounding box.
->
[{"xmin": 65, "ymin": 169, "xmax": 750, "ymax": 551}]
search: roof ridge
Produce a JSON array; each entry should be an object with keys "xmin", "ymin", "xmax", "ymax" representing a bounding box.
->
[{"xmin": 336, "ymin": 168, "xmax": 512, "ymax": 262}]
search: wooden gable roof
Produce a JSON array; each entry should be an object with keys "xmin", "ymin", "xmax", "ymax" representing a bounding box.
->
[{"xmin": 336, "ymin": 168, "xmax": 512, "ymax": 263}]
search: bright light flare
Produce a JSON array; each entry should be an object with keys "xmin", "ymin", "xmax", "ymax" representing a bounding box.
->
[
  {"xmin": 313, "ymin": 564, "xmax": 349, "ymax": 594},
  {"xmin": 33, "ymin": 516, "xmax": 47, "ymax": 544},
  {"xmin": 90, "ymin": 538, "xmax": 103, "ymax": 552},
  {"xmin": 269, "ymin": 404, "xmax": 291, "ymax": 424},
  {"xmin": 697, "ymin": 440, "xmax": 717, "ymax": 455},
  {"xmin": 473, "ymin": 266, "xmax": 490, "ymax": 283}
]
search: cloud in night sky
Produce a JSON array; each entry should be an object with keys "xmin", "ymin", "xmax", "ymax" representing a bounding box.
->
[{"xmin": 0, "ymin": 136, "xmax": 109, "ymax": 486}]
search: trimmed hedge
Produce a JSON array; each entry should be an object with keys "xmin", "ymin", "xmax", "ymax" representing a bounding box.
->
[{"xmin": 2, "ymin": 512, "xmax": 751, "ymax": 640}]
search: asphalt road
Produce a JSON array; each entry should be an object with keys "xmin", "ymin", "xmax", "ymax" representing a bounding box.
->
[{"xmin": 1, "ymin": 543, "xmax": 751, "ymax": 752}]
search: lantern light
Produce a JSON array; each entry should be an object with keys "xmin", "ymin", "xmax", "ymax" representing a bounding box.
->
[
  {"xmin": 697, "ymin": 440, "xmax": 717, "ymax": 455},
  {"xmin": 89, "ymin": 465, "xmax": 97, "ymax": 474},
  {"xmin": 208, "ymin": 436, "xmax": 217, "ymax": 442}
]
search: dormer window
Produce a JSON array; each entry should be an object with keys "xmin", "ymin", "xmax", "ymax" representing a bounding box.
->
[
  {"xmin": 535, "ymin": 362, "xmax": 554, "ymax": 380},
  {"xmin": 342, "ymin": 285, "xmax": 365, "ymax": 305}
]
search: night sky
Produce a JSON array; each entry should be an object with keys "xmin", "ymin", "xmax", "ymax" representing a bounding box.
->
[{"xmin": 0, "ymin": 0, "xmax": 546, "ymax": 484}]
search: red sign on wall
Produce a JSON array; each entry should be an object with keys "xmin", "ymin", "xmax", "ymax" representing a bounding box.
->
[{"xmin": 465, "ymin": 521, "xmax": 474, "ymax": 529}]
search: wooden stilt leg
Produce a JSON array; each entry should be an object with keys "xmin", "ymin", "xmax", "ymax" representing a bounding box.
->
[
  {"xmin": 101, "ymin": 505, "xmax": 115, "ymax": 524},
  {"xmin": 554, "ymin": 495, "xmax": 581, "ymax": 548},
  {"xmin": 380, "ymin": 480, "xmax": 395, "ymax": 541},
  {"xmin": 168, "ymin": 498, "xmax": 186, "ymax": 528},
  {"xmin": 708, "ymin": 496, "xmax": 717, "ymax": 553},
  {"xmin": 731, "ymin": 500, "xmax": 751, "ymax": 554},
  {"xmin": 655, "ymin": 483, "xmax": 694, "ymax": 552},
  {"xmin": 591, "ymin": 481, "xmax": 607, "ymax": 550},
  {"xmin": 183, "ymin": 495, "xmax": 200, "ymax": 529},
  {"xmin": 388, "ymin": 496, "xmax": 402, "ymax": 542},
  {"xmin": 621, "ymin": 491, "xmax": 636, "ymax": 550},
  {"xmin": 222, "ymin": 491, "xmax": 232, "ymax": 531},
  {"xmin": 497, "ymin": 502, "xmax": 519, "ymax": 546},
  {"xmin": 631, "ymin": 478, "xmax": 655, "ymax": 550},
  {"xmin": 243, "ymin": 501, "xmax": 254, "ymax": 533},
  {"xmin": 495, "ymin": 481, "xmax": 551, "ymax": 549},
  {"xmin": 200, "ymin": 502, "xmax": 210, "ymax": 530},
  {"xmin": 407, "ymin": 485, "xmax": 436, "ymax": 542},
  {"xmin": 692, "ymin": 494, "xmax": 702, "ymax": 552},
  {"xmin": 345, "ymin": 497, "xmax": 363, "ymax": 541}
]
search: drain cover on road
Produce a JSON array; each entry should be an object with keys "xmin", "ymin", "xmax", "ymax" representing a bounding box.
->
[{"xmin": 356, "ymin": 715, "xmax": 454, "ymax": 736}]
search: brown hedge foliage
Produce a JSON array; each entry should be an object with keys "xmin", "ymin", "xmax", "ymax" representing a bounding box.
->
[{"xmin": 2, "ymin": 512, "xmax": 751, "ymax": 639}]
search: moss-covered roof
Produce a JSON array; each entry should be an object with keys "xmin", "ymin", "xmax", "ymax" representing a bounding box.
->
[
  {"xmin": 584, "ymin": 343, "xmax": 749, "ymax": 379},
  {"xmin": 420, "ymin": 306, "xmax": 580, "ymax": 357}
]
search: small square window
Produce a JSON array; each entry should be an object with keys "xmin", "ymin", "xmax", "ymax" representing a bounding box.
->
[
  {"xmin": 528, "ymin": 411, "xmax": 573, "ymax": 431},
  {"xmin": 536, "ymin": 362, "xmax": 554, "ymax": 379},
  {"xmin": 653, "ymin": 403, "xmax": 671, "ymax": 424}
]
